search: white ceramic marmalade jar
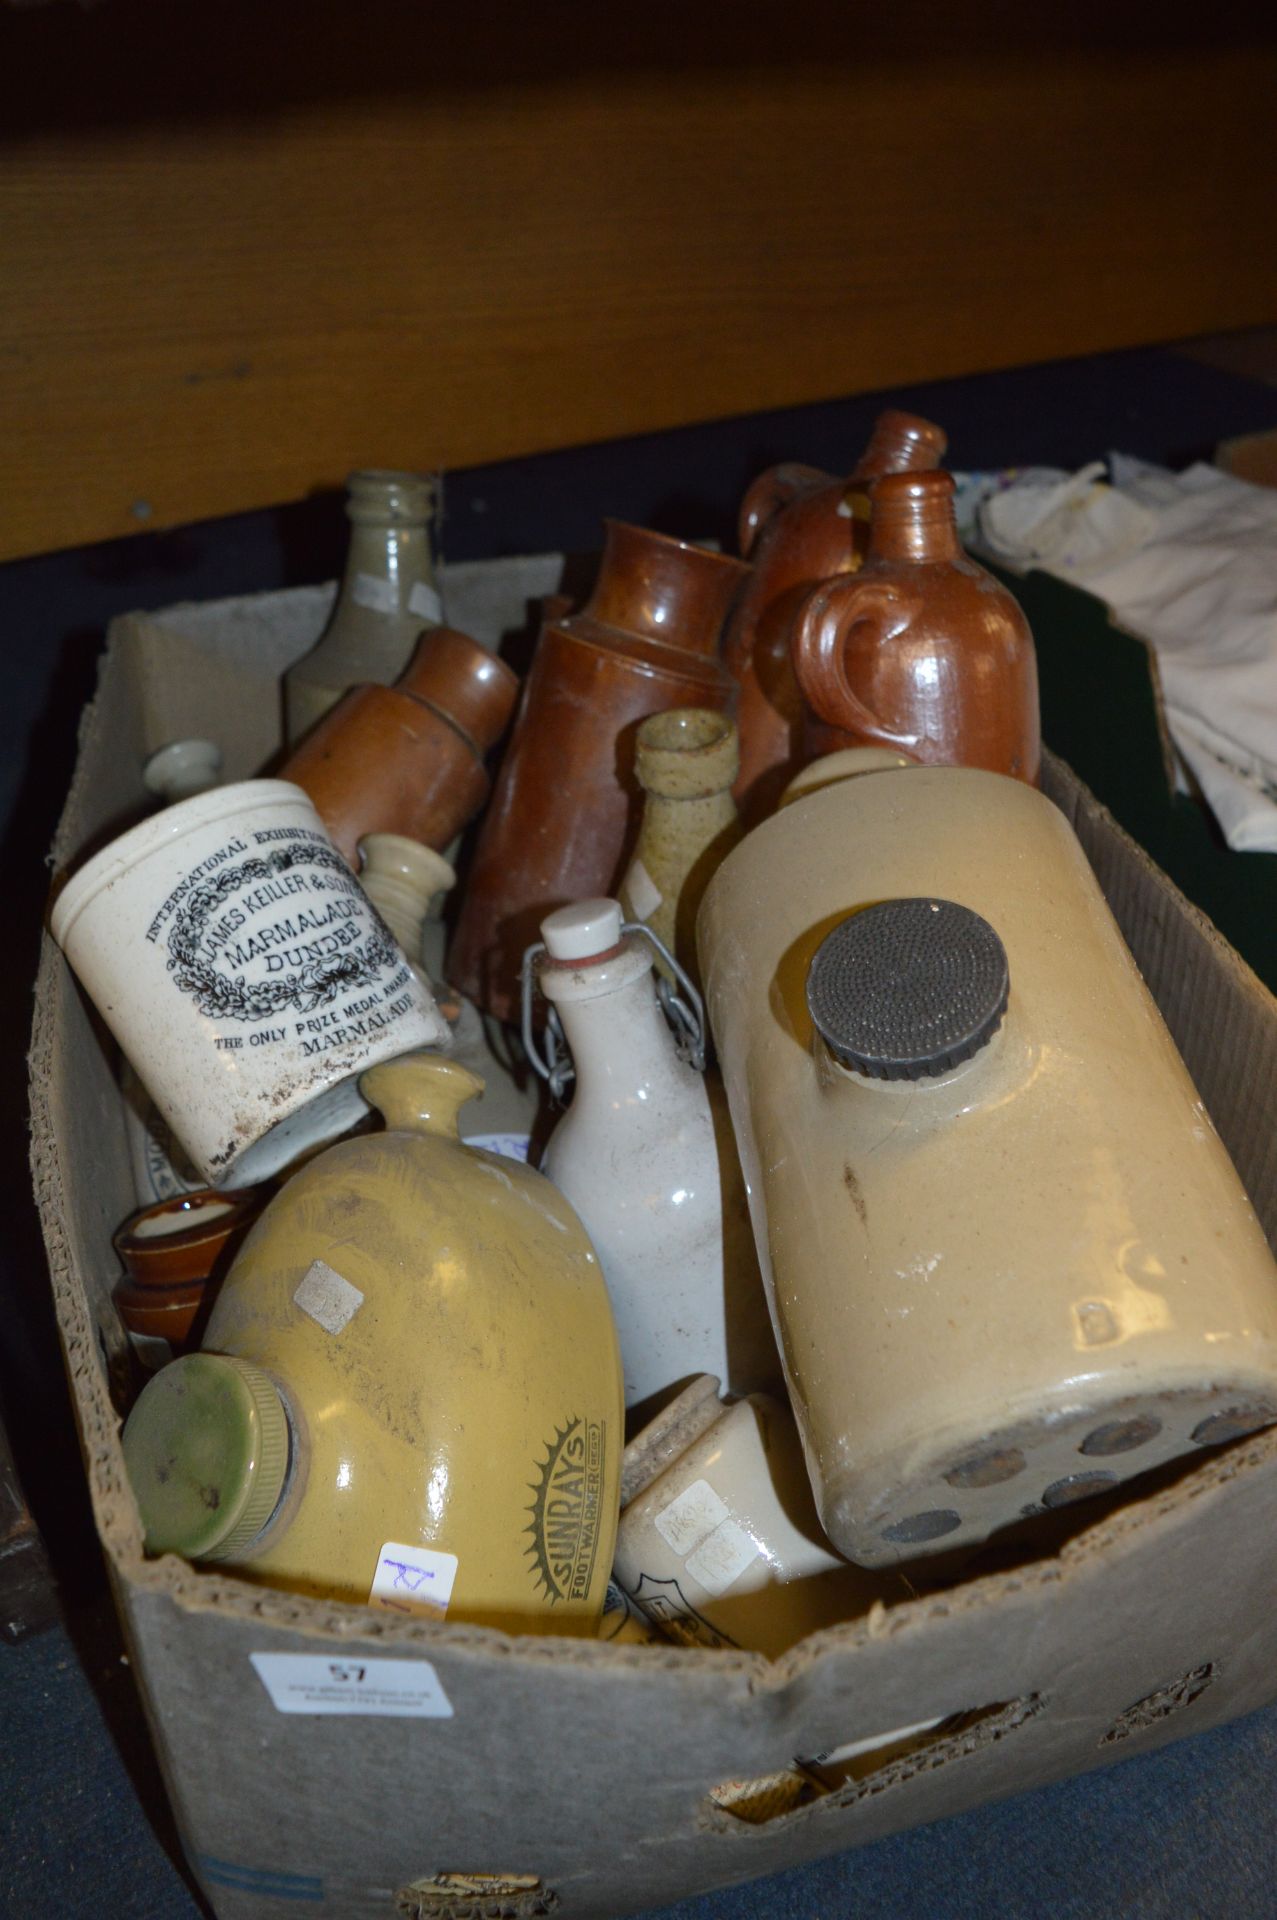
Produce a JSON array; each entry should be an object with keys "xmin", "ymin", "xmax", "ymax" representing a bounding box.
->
[
  {"xmin": 51, "ymin": 779, "xmax": 446, "ymax": 1187},
  {"xmin": 697, "ymin": 760, "xmax": 1277, "ymax": 1568}
]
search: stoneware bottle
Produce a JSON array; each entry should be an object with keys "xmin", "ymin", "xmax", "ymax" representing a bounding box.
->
[
  {"xmin": 725, "ymin": 410, "xmax": 947, "ymax": 821},
  {"xmin": 697, "ymin": 760, "xmax": 1277, "ymax": 1567},
  {"xmin": 534, "ymin": 899, "xmax": 775, "ymax": 1417},
  {"xmin": 615, "ymin": 1375, "xmax": 886, "ymax": 1656},
  {"xmin": 618, "ymin": 708, "xmax": 743, "ymax": 988},
  {"xmin": 447, "ymin": 522, "xmax": 746, "ymax": 1022},
  {"xmin": 142, "ymin": 739, "xmax": 223, "ymax": 804},
  {"xmin": 280, "ymin": 626, "xmax": 519, "ymax": 867},
  {"xmin": 356, "ymin": 833, "xmax": 456, "ymax": 993},
  {"xmin": 791, "ymin": 469, "xmax": 1041, "ymax": 784},
  {"xmin": 284, "ymin": 469, "xmax": 444, "ymax": 743},
  {"xmin": 121, "ymin": 1055, "xmax": 624, "ymax": 1635}
]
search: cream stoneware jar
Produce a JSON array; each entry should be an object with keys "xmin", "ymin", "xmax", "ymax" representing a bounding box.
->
[
  {"xmin": 615, "ymin": 1375, "xmax": 891, "ymax": 1656},
  {"xmin": 697, "ymin": 761, "xmax": 1277, "ymax": 1567},
  {"xmin": 51, "ymin": 780, "xmax": 446, "ymax": 1187}
]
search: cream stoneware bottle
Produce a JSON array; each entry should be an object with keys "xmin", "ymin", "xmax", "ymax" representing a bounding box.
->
[
  {"xmin": 697, "ymin": 761, "xmax": 1277, "ymax": 1567},
  {"xmin": 619, "ymin": 707, "xmax": 744, "ymax": 989},
  {"xmin": 534, "ymin": 899, "xmax": 776, "ymax": 1418},
  {"xmin": 121, "ymin": 1054, "xmax": 624, "ymax": 1636},
  {"xmin": 356, "ymin": 832, "xmax": 536, "ymax": 1161},
  {"xmin": 356, "ymin": 832, "xmax": 456, "ymax": 995},
  {"xmin": 284, "ymin": 469, "xmax": 443, "ymax": 743}
]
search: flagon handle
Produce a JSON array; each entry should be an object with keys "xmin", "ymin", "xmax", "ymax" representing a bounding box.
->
[
  {"xmin": 737, "ymin": 463, "xmax": 833, "ymax": 559},
  {"xmin": 790, "ymin": 575, "xmax": 922, "ymax": 754}
]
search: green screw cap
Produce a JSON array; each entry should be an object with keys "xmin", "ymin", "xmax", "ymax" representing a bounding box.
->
[{"xmin": 122, "ymin": 1353, "xmax": 290, "ymax": 1563}]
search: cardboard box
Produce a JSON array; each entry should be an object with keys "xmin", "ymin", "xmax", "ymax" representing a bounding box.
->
[{"xmin": 30, "ymin": 568, "xmax": 1277, "ymax": 1920}]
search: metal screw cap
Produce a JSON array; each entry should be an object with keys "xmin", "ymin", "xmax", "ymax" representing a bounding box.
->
[{"xmin": 806, "ymin": 898, "xmax": 1009, "ymax": 1081}]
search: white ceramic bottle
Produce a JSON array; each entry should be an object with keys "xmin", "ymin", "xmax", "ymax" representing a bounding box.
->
[{"xmin": 535, "ymin": 899, "xmax": 775, "ymax": 1415}]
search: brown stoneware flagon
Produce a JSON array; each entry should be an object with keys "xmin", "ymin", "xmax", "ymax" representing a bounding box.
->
[
  {"xmin": 726, "ymin": 410, "xmax": 947, "ymax": 821},
  {"xmin": 279, "ymin": 626, "xmax": 519, "ymax": 866},
  {"xmin": 447, "ymin": 521, "xmax": 746, "ymax": 1021},
  {"xmin": 791, "ymin": 469, "xmax": 1040, "ymax": 782}
]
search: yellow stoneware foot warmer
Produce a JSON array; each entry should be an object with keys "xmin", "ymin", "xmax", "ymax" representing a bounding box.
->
[{"xmin": 122, "ymin": 1054, "xmax": 624, "ymax": 1635}]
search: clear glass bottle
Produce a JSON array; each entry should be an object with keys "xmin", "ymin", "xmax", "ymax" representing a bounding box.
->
[{"xmin": 284, "ymin": 469, "xmax": 443, "ymax": 743}]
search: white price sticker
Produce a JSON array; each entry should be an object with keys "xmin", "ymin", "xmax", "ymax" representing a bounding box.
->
[
  {"xmin": 351, "ymin": 571, "xmax": 398, "ymax": 614},
  {"xmin": 653, "ymin": 1478, "xmax": 761, "ymax": 1597},
  {"xmin": 293, "ymin": 1259, "xmax": 364, "ymax": 1336},
  {"xmin": 368, "ymin": 1541, "xmax": 458, "ymax": 1619},
  {"xmin": 622, "ymin": 858, "xmax": 663, "ymax": 923},
  {"xmin": 407, "ymin": 581, "xmax": 444, "ymax": 624},
  {"xmin": 654, "ymin": 1478, "xmax": 730, "ymax": 1557},
  {"xmin": 250, "ymin": 1652, "xmax": 453, "ymax": 1718}
]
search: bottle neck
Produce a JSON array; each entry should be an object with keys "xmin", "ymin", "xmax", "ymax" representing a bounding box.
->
[
  {"xmin": 635, "ymin": 708, "xmax": 739, "ymax": 803},
  {"xmin": 854, "ymin": 410, "xmax": 947, "ymax": 482},
  {"xmin": 584, "ymin": 521, "xmax": 747, "ymax": 654},
  {"xmin": 867, "ymin": 473, "xmax": 961, "ymax": 565},
  {"xmin": 541, "ymin": 944, "xmax": 690, "ymax": 1099},
  {"xmin": 339, "ymin": 519, "xmax": 439, "ymax": 614},
  {"xmin": 641, "ymin": 788, "xmax": 738, "ymax": 834}
]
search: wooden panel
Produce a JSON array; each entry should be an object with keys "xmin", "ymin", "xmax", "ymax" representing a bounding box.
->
[{"xmin": 2, "ymin": 4, "xmax": 1277, "ymax": 560}]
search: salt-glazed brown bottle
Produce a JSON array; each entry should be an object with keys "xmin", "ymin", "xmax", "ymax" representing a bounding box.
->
[
  {"xmin": 284, "ymin": 469, "xmax": 444, "ymax": 744},
  {"xmin": 726, "ymin": 411, "xmax": 946, "ymax": 821},
  {"xmin": 280, "ymin": 626, "xmax": 520, "ymax": 865},
  {"xmin": 447, "ymin": 521, "xmax": 746, "ymax": 1021},
  {"xmin": 791, "ymin": 469, "xmax": 1040, "ymax": 783}
]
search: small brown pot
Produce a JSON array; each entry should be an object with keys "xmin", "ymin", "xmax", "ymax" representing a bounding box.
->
[
  {"xmin": 279, "ymin": 627, "xmax": 519, "ymax": 866},
  {"xmin": 115, "ymin": 1281, "xmax": 209, "ymax": 1348},
  {"xmin": 114, "ymin": 1188, "xmax": 265, "ymax": 1289},
  {"xmin": 113, "ymin": 1187, "xmax": 266, "ymax": 1352}
]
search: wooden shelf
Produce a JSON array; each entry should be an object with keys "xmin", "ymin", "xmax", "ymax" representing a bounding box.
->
[{"xmin": 3, "ymin": 4, "xmax": 1276, "ymax": 560}]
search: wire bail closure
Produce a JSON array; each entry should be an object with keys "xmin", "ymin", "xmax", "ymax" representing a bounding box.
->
[{"xmin": 520, "ymin": 920, "xmax": 707, "ymax": 1101}]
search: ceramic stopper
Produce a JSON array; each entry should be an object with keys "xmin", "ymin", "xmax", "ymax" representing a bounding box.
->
[
  {"xmin": 123, "ymin": 1353, "xmax": 290, "ymax": 1560},
  {"xmin": 542, "ymin": 898, "xmax": 623, "ymax": 964}
]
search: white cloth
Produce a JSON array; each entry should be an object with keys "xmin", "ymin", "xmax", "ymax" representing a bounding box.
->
[{"xmin": 978, "ymin": 458, "xmax": 1277, "ymax": 853}]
